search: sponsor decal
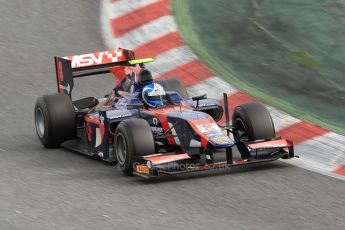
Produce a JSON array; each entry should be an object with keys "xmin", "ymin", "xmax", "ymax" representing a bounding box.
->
[
  {"xmin": 151, "ymin": 118, "xmax": 163, "ymax": 135},
  {"xmin": 248, "ymin": 139, "xmax": 292, "ymax": 149},
  {"xmin": 153, "ymin": 118, "xmax": 159, "ymax": 126},
  {"xmin": 256, "ymin": 143, "xmax": 280, "ymax": 148},
  {"xmin": 211, "ymin": 136, "xmax": 231, "ymax": 144},
  {"xmin": 193, "ymin": 103, "xmax": 217, "ymax": 108},
  {"xmin": 151, "ymin": 126, "xmax": 164, "ymax": 134},
  {"xmin": 136, "ymin": 165, "xmax": 150, "ymax": 174},
  {"xmin": 144, "ymin": 154, "xmax": 191, "ymax": 166},
  {"xmin": 64, "ymin": 50, "xmax": 126, "ymax": 68},
  {"xmin": 108, "ymin": 114, "xmax": 131, "ymax": 119},
  {"xmin": 206, "ymin": 131, "xmax": 231, "ymax": 144},
  {"xmin": 196, "ymin": 123, "xmax": 220, "ymax": 133}
]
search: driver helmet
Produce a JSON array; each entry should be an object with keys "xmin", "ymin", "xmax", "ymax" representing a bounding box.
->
[{"xmin": 142, "ymin": 83, "xmax": 167, "ymax": 108}]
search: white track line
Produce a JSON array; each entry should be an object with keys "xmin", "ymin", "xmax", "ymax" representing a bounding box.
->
[
  {"xmin": 266, "ymin": 106, "xmax": 301, "ymax": 131},
  {"xmin": 106, "ymin": 0, "xmax": 160, "ymax": 19},
  {"xmin": 288, "ymin": 133, "xmax": 345, "ymax": 172},
  {"xmin": 285, "ymin": 157, "xmax": 345, "ymax": 181},
  {"xmin": 100, "ymin": 0, "xmax": 116, "ymax": 50},
  {"xmin": 187, "ymin": 77, "xmax": 239, "ymax": 100},
  {"xmin": 145, "ymin": 46, "xmax": 197, "ymax": 78},
  {"xmin": 102, "ymin": 15, "xmax": 177, "ymax": 50}
]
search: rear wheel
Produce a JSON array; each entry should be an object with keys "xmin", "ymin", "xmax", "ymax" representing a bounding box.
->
[
  {"xmin": 156, "ymin": 78, "xmax": 189, "ymax": 100},
  {"xmin": 34, "ymin": 93, "xmax": 76, "ymax": 148},
  {"xmin": 114, "ymin": 118, "xmax": 155, "ymax": 176}
]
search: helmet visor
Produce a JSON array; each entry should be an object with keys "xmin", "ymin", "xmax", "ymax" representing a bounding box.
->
[
  {"xmin": 147, "ymin": 95, "xmax": 167, "ymax": 104},
  {"xmin": 148, "ymin": 95, "xmax": 166, "ymax": 100}
]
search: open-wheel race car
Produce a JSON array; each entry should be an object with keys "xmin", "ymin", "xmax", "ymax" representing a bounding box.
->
[{"xmin": 34, "ymin": 48, "xmax": 295, "ymax": 178}]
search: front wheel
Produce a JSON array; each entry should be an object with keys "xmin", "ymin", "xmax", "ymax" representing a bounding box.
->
[
  {"xmin": 114, "ymin": 118, "xmax": 155, "ymax": 176},
  {"xmin": 232, "ymin": 102, "xmax": 275, "ymax": 142}
]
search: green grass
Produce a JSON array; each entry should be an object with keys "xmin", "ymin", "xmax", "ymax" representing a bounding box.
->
[
  {"xmin": 286, "ymin": 51, "xmax": 321, "ymax": 70},
  {"xmin": 171, "ymin": 0, "xmax": 345, "ymax": 135}
]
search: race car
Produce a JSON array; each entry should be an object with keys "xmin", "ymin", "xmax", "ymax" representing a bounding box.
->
[{"xmin": 34, "ymin": 48, "xmax": 295, "ymax": 178}]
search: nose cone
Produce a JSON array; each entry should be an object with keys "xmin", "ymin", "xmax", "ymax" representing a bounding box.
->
[{"xmin": 187, "ymin": 115, "xmax": 235, "ymax": 149}]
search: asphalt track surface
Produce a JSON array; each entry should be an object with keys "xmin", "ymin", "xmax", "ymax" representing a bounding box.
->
[{"xmin": 0, "ymin": 1, "xmax": 345, "ymax": 229}]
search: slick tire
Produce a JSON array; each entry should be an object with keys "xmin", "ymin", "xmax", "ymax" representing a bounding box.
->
[
  {"xmin": 34, "ymin": 93, "xmax": 76, "ymax": 148},
  {"xmin": 156, "ymin": 78, "xmax": 189, "ymax": 100},
  {"xmin": 114, "ymin": 118, "xmax": 155, "ymax": 176},
  {"xmin": 232, "ymin": 102, "xmax": 275, "ymax": 142}
]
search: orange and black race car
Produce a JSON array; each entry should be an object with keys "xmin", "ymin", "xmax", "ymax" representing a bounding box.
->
[{"xmin": 34, "ymin": 48, "xmax": 295, "ymax": 178}]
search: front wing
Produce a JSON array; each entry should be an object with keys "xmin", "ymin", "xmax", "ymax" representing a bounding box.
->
[{"xmin": 133, "ymin": 139, "xmax": 295, "ymax": 178}]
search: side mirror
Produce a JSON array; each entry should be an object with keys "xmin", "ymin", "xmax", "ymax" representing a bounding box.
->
[
  {"xmin": 192, "ymin": 94, "xmax": 207, "ymax": 109},
  {"xmin": 192, "ymin": 94, "xmax": 207, "ymax": 101}
]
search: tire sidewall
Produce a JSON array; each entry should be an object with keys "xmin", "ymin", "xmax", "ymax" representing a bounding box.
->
[
  {"xmin": 233, "ymin": 107, "xmax": 254, "ymax": 142},
  {"xmin": 114, "ymin": 122, "xmax": 135, "ymax": 175},
  {"xmin": 35, "ymin": 96, "xmax": 55, "ymax": 147},
  {"xmin": 114, "ymin": 118, "xmax": 155, "ymax": 176},
  {"xmin": 34, "ymin": 93, "xmax": 76, "ymax": 148},
  {"xmin": 232, "ymin": 102, "xmax": 275, "ymax": 142}
]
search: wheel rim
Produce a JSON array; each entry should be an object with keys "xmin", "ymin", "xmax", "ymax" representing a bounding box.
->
[
  {"xmin": 234, "ymin": 118, "xmax": 248, "ymax": 141},
  {"xmin": 35, "ymin": 108, "xmax": 45, "ymax": 138},
  {"xmin": 115, "ymin": 133, "xmax": 127, "ymax": 165}
]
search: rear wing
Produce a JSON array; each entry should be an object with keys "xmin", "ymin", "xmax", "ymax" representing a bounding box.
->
[{"xmin": 55, "ymin": 48, "xmax": 153, "ymax": 96}]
